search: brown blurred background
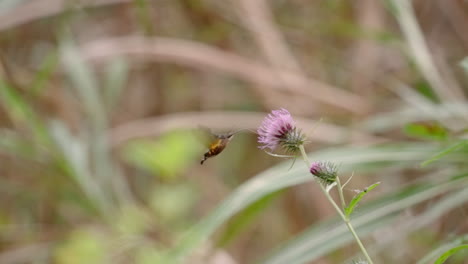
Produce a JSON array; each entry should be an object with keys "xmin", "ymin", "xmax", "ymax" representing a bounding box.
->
[{"xmin": 1, "ymin": 0, "xmax": 468, "ymax": 263}]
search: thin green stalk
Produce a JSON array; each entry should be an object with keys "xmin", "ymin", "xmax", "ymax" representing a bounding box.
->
[
  {"xmin": 343, "ymin": 215, "xmax": 374, "ymax": 264},
  {"xmin": 298, "ymin": 145, "xmax": 374, "ymax": 264},
  {"xmin": 318, "ymin": 182, "xmax": 347, "ymax": 220}
]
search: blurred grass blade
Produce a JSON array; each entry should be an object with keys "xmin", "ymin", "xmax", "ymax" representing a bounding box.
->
[
  {"xmin": 30, "ymin": 51, "xmax": 59, "ymax": 96},
  {"xmin": 433, "ymin": 245, "xmax": 468, "ymax": 264},
  {"xmin": 49, "ymin": 120, "xmax": 111, "ymax": 215},
  {"xmin": 217, "ymin": 191, "xmax": 282, "ymax": 247},
  {"xmin": 0, "ymin": 129, "xmax": 35, "ymax": 158},
  {"xmin": 0, "ymin": 79, "xmax": 48, "ymax": 143},
  {"xmin": 164, "ymin": 162, "xmax": 315, "ymax": 263},
  {"xmin": 344, "ymin": 182, "xmax": 380, "ymax": 217},
  {"xmin": 421, "ymin": 140, "xmax": 468, "ymax": 167},
  {"xmin": 0, "ymin": 79, "xmax": 32, "ymax": 124},
  {"xmin": 104, "ymin": 58, "xmax": 128, "ymax": 112},
  {"xmin": 389, "ymin": 0, "xmax": 452, "ymax": 102},
  {"xmin": 0, "ymin": 0, "xmax": 25, "ymax": 13},
  {"xmin": 60, "ymin": 32, "xmax": 131, "ymax": 205},
  {"xmin": 60, "ymin": 34, "xmax": 105, "ymax": 124},
  {"xmin": 460, "ymin": 57, "xmax": 468, "ymax": 73},
  {"xmin": 364, "ymin": 102, "xmax": 468, "ymax": 133},
  {"xmin": 417, "ymin": 235, "xmax": 468, "ymax": 264}
]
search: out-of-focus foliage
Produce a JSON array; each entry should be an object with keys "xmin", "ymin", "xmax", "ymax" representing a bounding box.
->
[{"xmin": 123, "ymin": 131, "xmax": 201, "ymax": 180}]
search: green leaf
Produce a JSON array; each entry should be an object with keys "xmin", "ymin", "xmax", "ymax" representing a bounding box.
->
[
  {"xmin": 421, "ymin": 140, "xmax": 468, "ymax": 167},
  {"xmin": 434, "ymin": 244, "xmax": 468, "ymax": 264},
  {"xmin": 417, "ymin": 234, "xmax": 468, "ymax": 264},
  {"xmin": 403, "ymin": 122, "xmax": 447, "ymax": 141},
  {"xmin": 344, "ymin": 182, "xmax": 380, "ymax": 217}
]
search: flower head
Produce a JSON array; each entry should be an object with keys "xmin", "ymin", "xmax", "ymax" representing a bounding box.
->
[
  {"xmin": 257, "ymin": 108, "xmax": 305, "ymax": 153},
  {"xmin": 310, "ymin": 161, "xmax": 338, "ymax": 185}
]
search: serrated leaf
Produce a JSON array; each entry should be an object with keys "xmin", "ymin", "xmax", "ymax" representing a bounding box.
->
[
  {"xmin": 434, "ymin": 244, "xmax": 468, "ymax": 264},
  {"xmin": 345, "ymin": 182, "xmax": 380, "ymax": 217}
]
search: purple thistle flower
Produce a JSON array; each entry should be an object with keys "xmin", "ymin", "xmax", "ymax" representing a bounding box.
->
[
  {"xmin": 257, "ymin": 108, "xmax": 305, "ymax": 153},
  {"xmin": 310, "ymin": 161, "xmax": 338, "ymax": 185}
]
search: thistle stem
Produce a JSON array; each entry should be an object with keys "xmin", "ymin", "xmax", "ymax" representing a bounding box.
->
[{"xmin": 298, "ymin": 145, "xmax": 374, "ymax": 264}]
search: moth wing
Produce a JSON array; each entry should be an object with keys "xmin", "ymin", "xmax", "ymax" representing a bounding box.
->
[{"xmin": 195, "ymin": 126, "xmax": 218, "ymax": 148}]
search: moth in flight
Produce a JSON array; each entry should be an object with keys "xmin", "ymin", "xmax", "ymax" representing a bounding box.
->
[{"xmin": 199, "ymin": 128, "xmax": 251, "ymax": 165}]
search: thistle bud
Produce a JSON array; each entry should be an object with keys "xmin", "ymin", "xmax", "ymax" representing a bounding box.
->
[{"xmin": 309, "ymin": 161, "xmax": 338, "ymax": 185}]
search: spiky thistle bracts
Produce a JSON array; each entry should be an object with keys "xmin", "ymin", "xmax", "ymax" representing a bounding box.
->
[
  {"xmin": 309, "ymin": 161, "xmax": 338, "ymax": 185},
  {"xmin": 257, "ymin": 108, "xmax": 305, "ymax": 153}
]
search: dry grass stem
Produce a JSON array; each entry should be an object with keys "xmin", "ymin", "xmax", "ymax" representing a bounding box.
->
[
  {"xmin": 237, "ymin": 0, "xmax": 302, "ymax": 72},
  {"xmin": 0, "ymin": 0, "xmax": 131, "ymax": 32},
  {"xmin": 392, "ymin": 0, "xmax": 464, "ymax": 102},
  {"xmin": 80, "ymin": 36, "xmax": 370, "ymax": 114}
]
